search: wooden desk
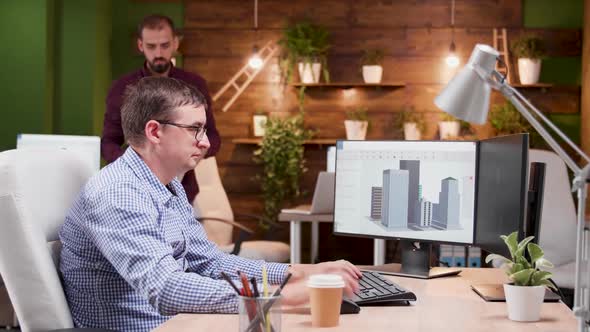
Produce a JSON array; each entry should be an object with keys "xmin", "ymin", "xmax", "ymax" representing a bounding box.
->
[{"xmin": 154, "ymin": 268, "xmax": 576, "ymax": 332}]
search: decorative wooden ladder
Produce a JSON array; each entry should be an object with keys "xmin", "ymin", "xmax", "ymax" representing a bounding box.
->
[
  {"xmin": 493, "ymin": 28, "xmax": 512, "ymax": 83},
  {"xmin": 212, "ymin": 40, "xmax": 278, "ymax": 112}
]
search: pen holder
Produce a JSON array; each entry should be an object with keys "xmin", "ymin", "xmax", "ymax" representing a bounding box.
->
[{"xmin": 238, "ymin": 295, "xmax": 281, "ymax": 332}]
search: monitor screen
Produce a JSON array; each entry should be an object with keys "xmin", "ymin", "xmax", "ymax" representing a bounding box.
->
[
  {"xmin": 474, "ymin": 134, "xmax": 529, "ymax": 257},
  {"xmin": 334, "ymin": 140, "xmax": 478, "ymax": 245},
  {"xmin": 16, "ymin": 134, "xmax": 101, "ymax": 173}
]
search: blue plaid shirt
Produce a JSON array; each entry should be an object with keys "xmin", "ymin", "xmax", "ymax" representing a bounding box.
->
[{"xmin": 59, "ymin": 148, "xmax": 288, "ymax": 331}]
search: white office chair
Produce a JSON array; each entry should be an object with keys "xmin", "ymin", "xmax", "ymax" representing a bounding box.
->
[
  {"xmin": 0, "ymin": 149, "xmax": 113, "ymax": 332},
  {"xmin": 530, "ymin": 149, "xmax": 577, "ymax": 289},
  {"xmin": 193, "ymin": 157, "xmax": 290, "ymax": 262}
]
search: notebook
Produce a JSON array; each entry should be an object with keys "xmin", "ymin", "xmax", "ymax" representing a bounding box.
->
[
  {"xmin": 471, "ymin": 283, "xmax": 561, "ymax": 302},
  {"xmin": 281, "ymin": 172, "xmax": 335, "ymax": 215}
]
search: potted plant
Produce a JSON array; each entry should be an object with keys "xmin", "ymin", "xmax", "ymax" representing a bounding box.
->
[
  {"xmin": 279, "ymin": 21, "xmax": 331, "ymax": 84},
  {"xmin": 438, "ymin": 112, "xmax": 460, "ymax": 139},
  {"xmin": 489, "ymin": 101, "xmax": 543, "ymax": 148},
  {"xmin": 361, "ymin": 49, "xmax": 385, "ymax": 83},
  {"xmin": 345, "ymin": 107, "xmax": 370, "ymax": 140},
  {"xmin": 253, "ymin": 113, "xmax": 313, "ymax": 228},
  {"xmin": 485, "ymin": 231, "xmax": 555, "ymax": 322},
  {"xmin": 511, "ymin": 35, "xmax": 545, "ymax": 85},
  {"xmin": 252, "ymin": 109, "xmax": 268, "ymax": 137},
  {"xmin": 395, "ymin": 107, "xmax": 425, "ymax": 140}
]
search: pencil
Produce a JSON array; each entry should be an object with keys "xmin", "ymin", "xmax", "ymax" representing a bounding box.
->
[{"xmin": 262, "ymin": 264, "xmax": 269, "ymax": 297}]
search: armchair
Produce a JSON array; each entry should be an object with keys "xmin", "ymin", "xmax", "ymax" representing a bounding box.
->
[
  {"xmin": 193, "ymin": 157, "xmax": 290, "ymax": 262},
  {"xmin": 530, "ymin": 149, "xmax": 577, "ymax": 289},
  {"xmin": 0, "ymin": 149, "xmax": 113, "ymax": 332}
]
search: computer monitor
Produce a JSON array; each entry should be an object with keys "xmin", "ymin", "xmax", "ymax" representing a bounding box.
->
[
  {"xmin": 16, "ymin": 134, "xmax": 101, "ymax": 173},
  {"xmin": 474, "ymin": 134, "xmax": 529, "ymax": 258},
  {"xmin": 333, "ymin": 140, "xmax": 478, "ymax": 278}
]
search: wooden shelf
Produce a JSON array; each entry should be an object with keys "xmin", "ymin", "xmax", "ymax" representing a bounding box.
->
[
  {"xmin": 232, "ymin": 138, "xmax": 337, "ymax": 145},
  {"xmin": 511, "ymin": 83, "xmax": 554, "ymax": 88},
  {"xmin": 290, "ymin": 82, "xmax": 406, "ymax": 89}
]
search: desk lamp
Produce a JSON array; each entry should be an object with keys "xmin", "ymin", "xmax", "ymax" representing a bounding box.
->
[{"xmin": 435, "ymin": 44, "xmax": 590, "ymax": 331}]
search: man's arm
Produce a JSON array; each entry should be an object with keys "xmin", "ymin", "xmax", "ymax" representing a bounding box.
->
[
  {"xmin": 183, "ymin": 220, "xmax": 288, "ymax": 284},
  {"xmin": 86, "ymin": 182, "xmax": 240, "ymax": 315},
  {"xmin": 101, "ymin": 86, "xmax": 126, "ymax": 163}
]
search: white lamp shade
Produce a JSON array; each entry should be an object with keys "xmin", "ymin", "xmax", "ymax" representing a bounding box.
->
[{"xmin": 435, "ymin": 44, "xmax": 500, "ymax": 124}]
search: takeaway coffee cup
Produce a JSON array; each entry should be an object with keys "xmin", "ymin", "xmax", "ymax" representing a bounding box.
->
[{"xmin": 307, "ymin": 274, "xmax": 345, "ymax": 327}]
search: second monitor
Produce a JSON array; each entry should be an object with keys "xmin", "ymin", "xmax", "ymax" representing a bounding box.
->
[{"xmin": 334, "ymin": 140, "xmax": 478, "ymax": 278}]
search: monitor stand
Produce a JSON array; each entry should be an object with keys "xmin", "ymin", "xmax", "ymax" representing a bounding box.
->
[{"xmin": 362, "ymin": 242, "xmax": 461, "ymax": 279}]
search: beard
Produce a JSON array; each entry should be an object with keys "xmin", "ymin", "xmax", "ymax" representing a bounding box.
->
[{"xmin": 148, "ymin": 58, "xmax": 171, "ymax": 74}]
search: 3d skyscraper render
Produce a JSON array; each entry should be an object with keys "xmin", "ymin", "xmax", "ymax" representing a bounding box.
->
[
  {"xmin": 381, "ymin": 169, "xmax": 409, "ymax": 228},
  {"xmin": 432, "ymin": 177, "xmax": 460, "ymax": 229},
  {"xmin": 400, "ymin": 160, "xmax": 420, "ymax": 226},
  {"xmin": 370, "ymin": 187, "xmax": 382, "ymax": 220},
  {"xmin": 461, "ymin": 176, "xmax": 474, "ymax": 219}
]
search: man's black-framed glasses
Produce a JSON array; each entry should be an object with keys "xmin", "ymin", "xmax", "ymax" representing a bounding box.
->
[{"xmin": 156, "ymin": 120, "xmax": 207, "ymax": 141}]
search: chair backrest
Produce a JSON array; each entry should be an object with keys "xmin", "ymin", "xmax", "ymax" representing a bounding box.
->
[
  {"xmin": 0, "ymin": 149, "xmax": 94, "ymax": 331},
  {"xmin": 529, "ymin": 149, "xmax": 577, "ymax": 267},
  {"xmin": 16, "ymin": 134, "xmax": 101, "ymax": 173},
  {"xmin": 193, "ymin": 157, "xmax": 234, "ymax": 246}
]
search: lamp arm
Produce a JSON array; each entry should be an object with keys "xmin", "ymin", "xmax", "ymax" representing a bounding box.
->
[
  {"xmin": 510, "ymin": 85, "xmax": 590, "ymax": 165},
  {"xmin": 500, "ymin": 86, "xmax": 581, "ymax": 174}
]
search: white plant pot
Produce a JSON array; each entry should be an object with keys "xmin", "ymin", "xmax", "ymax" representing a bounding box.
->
[
  {"xmin": 362, "ymin": 65, "xmax": 383, "ymax": 83},
  {"xmin": 252, "ymin": 114, "xmax": 267, "ymax": 137},
  {"xmin": 298, "ymin": 62, "xmax": 322, "ymax": 84},
  {"xmin": 518, "ymin": 58, "xmax": 541, "ymax": 85},
  {"xmin": 439, "ymin": 121, "xmax": 460, "ymax": 139},
  {"xmin": 403, "ymin": 122, "xmax": 421, "ymax": 140},
  {"xmin": 344, "ymin": 120, "xmax": 368, "ymax": 140},
  {"xmin": 504, "ymin": 284, "xmax": 545, "ymax": 322}
]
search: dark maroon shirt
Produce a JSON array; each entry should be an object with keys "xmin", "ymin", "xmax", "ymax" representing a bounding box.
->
[{"xmin": 101, "ymin": 63, "xmax": 221, "ymax": 203}]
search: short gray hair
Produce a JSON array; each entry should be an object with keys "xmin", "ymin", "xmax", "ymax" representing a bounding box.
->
[{"xmin": 121, "ymin": 77, "xmax": 207, "ymax": 146}]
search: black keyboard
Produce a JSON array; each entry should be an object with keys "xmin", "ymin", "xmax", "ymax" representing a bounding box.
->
[{"xmin": 350, "ymin": 271, "xmax": 417, "ymax": 305}]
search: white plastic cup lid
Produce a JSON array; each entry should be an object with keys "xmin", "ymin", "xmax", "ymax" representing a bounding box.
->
[{"xmin": 307, "ymin": 274, "xmax": 345, "ymax": 288}]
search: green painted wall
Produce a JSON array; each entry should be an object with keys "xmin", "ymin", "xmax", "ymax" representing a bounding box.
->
[
  {"xmin": 56, "ymin": 0, "xmax": 111, "ymax": 136},
  {"xmin": 0, "ymin": 0, "xmax": 54, "ymax": 151},
  {"xmin": 524, "ymin": 0, "xmax": 583, "ymax": 28},
  {"xmin": 523, "ymin": 0, "xmax": 583, "ymax": 144},
  {"xmin": 0, "ymin": 0, "xmax": 111, "ymax": 151},
  {"xmin": 111, "ymin": 1, "xmax": 183, "ymax": 79}
]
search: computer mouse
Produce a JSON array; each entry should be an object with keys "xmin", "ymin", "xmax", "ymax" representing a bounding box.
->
[{"xmin": 340, "ymin": 298, "xmax": 361, "ymax": 314}]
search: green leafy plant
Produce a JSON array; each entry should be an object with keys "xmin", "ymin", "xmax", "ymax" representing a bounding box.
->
[
  {"xmin": 485, "ymin": 231, "xmax": 555, "ymax": 289},
  {"xmin": 439, "ymin": 112, "xmax": 458, "ymax": 122},
  {"xmin": 346, "ymin": 106, "xmax": 369, "ymax": 121},
  {"xmin": 395, "ymin": 107, "xmax": 426, "ymax": 133},
  {"xmin": 278, "ymin": 21, "xmax": 331, "ymax": 84},
  {"xmin": 361, "ymin": 49, "xmax": 385, "ymax": 66},
  {"xmin": 489, "ymin": 101, "xmax": 543, "ymax": 147},
  {"xmin": 254, "ymin": 114, "xmax": 313, "ymax": 228},
  {"xmin": 346, "ymin": 106, "xmax": 371, "ymax": 130},
  {"xmin": 511, "ymin": 35, "xmax": 546, "ymax": 59}
]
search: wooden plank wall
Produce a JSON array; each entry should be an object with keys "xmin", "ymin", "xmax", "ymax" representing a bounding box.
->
[{"xmin": 182, "ymin": 0, "xmax": 581, "ymax": 263}]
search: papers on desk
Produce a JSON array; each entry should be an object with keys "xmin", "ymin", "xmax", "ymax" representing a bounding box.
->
[{"xmin": 281, "ymin": 205, "xmax": 312, "ymax": 214}]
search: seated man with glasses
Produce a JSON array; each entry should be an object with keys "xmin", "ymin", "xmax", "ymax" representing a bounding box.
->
[{"xmin": 59, "ymin": 77, "xmax": 361, "ymax": 332}]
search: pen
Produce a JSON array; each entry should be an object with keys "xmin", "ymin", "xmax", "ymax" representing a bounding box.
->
[
  {"xmin": 238, "ymin": 271, "xmax": 253, "ymax": 297},
  {"xmin": 238, "ymin": 271, "xmax": 260, "ymax": 332},
  {"xmin": 220, "ymin": 271, "xmax": 241, "ymax": 295},
  {"xmin": 245, "ymin": 273, "xmax": 292, "ymax": 332},
  {"xmin": 251, "ymin": 277, "xmax": 260, "ymax": 298}
]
